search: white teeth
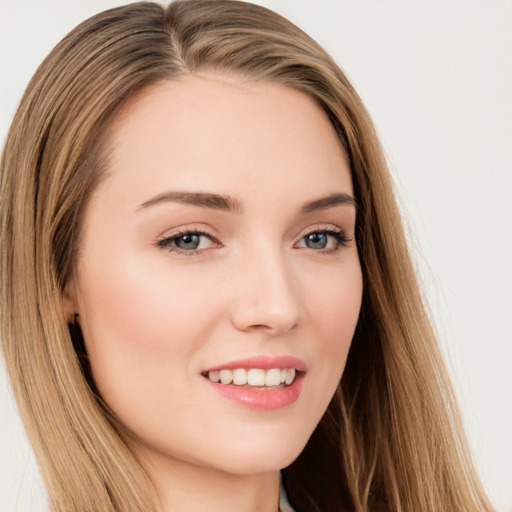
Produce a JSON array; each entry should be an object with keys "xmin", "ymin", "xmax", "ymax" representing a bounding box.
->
[
  {"xmin": 285, "ymin": 368, "xmax": 296, "ymax": 385},
  {"xmin": 219, "ymin": 369, "xmax": 233, "ymax": 384},
  {"xmin": 265, "ymin": 368, "xmax": 282, "ymax": 386},
  {"xmin": 247, "ymin": 368, "xmax": 265, "ymax": 386},
  {"xmin": 207, "ymin": 367, "xmax": 298, "ymax": 387},
  {"xmin": 208, "ymin": 370, "xmax": 220, "ymax": 383},
  {"xmin": 232, "ymin": 368, "xmax": 248, "ymax": 385}
]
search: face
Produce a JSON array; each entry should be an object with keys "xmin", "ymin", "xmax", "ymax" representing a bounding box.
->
[{"xmin": 66, "ymin": 73, "xmax": 362, "ymax": 478}]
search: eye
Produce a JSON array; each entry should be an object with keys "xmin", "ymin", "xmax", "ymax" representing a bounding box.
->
[
  {"xmin": 157, "ymin": 230, "xmax": 217, "ymax": 254},
  {"xmin": 304, "ymin": 232, "xmax": 330, "ymax": 249},
  {"xmin": 296, "ymin": 228, "xmax": 350, "ymax": 253}
]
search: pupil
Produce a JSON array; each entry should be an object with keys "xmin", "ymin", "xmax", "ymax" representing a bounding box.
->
[
  {"xmin": 307, "ymin": 233, "xmax": 327, "ymax": 249},
  {"xmin": 177, "ymin": 234, "xmax": 200, "ymax": 249}
]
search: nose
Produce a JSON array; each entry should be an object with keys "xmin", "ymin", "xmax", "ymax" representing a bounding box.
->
[{"xmin": 229, "ymin": 248, "xmax": 300, "ymax": 335}]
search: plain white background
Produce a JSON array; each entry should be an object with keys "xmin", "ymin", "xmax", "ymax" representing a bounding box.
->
[{"xmin": 0, "ymin": 1, "xmax": 511, "ymax": 510}]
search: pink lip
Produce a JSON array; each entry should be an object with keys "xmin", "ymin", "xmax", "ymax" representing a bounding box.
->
[
  {"xmin": 203, "ymin": 355, "xmax": 307, "ymax": 410},
  {"xmin": 204, "ymin": 355, "xmax": 307, "ymax": 373},
  {"xmin": 204, "ymin": 372, "xmax": 304, "ymax": 410}
]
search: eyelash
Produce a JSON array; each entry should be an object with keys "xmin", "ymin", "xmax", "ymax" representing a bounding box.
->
[
  {"xmin": 156, "ymin": 229, "xmax": 218, "ymax": 256},
  {"xmin": 156, "ymin": 227, "xmax": 351, "ymax": 256},
  {"xmin": 299, "ymin": 227, "xmax": 351, "ymax": 255}
]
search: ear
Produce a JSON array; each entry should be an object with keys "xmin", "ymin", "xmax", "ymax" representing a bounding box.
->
[{"xmin": 62, "ymin": 279, "xmax": 79, "ymax": 324}]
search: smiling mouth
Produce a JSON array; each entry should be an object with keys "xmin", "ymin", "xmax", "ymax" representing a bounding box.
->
[{"xmin": 203, "ymin": 368, "xmax": 297, "ymax": 388}]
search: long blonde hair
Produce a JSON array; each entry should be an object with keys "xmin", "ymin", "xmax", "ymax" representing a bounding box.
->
[{"xmin": 0, "ymin": 1, "xmax": 493, "ymax": 511}]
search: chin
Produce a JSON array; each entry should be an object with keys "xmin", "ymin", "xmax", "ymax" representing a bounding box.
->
[{"xmin": 204, "ymin": 434, "xmax": 308, "ymax": 476}]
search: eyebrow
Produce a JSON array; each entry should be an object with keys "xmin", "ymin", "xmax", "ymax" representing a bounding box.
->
[
  {"xmin": 300, "ymin": 193, "xmax": 356, "ymax": 213},
  {"xmin": 137, "ymin": 191, "xmax": 242, "ymax": 213},
  {"xmin": 137, "ymin": 191, "xmax": 356, "ymax": 214}
]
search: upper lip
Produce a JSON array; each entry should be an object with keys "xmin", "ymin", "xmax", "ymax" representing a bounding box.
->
[{"xmin": 204, "ymin": 355, "xmax": 307, "ymax": 373}]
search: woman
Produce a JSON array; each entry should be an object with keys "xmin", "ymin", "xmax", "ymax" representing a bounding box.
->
[{"xmin": 0, "ymin": 1, "xmax": 494, "ymax": 511}]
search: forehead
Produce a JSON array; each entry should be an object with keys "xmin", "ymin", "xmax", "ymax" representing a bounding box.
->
[{"xmin": 99, "ymin": 72, "xmax": 352, "ymax": 208}]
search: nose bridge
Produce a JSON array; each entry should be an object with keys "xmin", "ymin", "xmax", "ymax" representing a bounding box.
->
[{"xmin": 230, "ymin": 241, "xmax": 300, "ymax": 334}]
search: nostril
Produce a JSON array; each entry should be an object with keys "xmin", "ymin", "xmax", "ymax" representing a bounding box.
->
[
  {"xmin": 228, "ymin": 260, "xmax": 300, "ymax": 334},
  {"xmin": 230, "ymin": 305, "xmax": 299, "ymax": 335}
]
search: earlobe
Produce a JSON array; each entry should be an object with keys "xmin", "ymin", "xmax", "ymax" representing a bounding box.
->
[{"xmin": 62, "ymin": 280, "xmax": 79, "ymax": 324}]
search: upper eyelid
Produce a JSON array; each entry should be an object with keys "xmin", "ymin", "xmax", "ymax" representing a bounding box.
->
[
  {"xmin": 158, "ymin": 230, "xmax": 216, "ymax": 242},
  {"xmin": 156, "ymin": 225, "xmax": 216, "ymax": 241},
  {"xmin": 155, "ymin": 229, "xmax": 215, "ymax": 249},
  {"xmin": 297, "ymin": 223, "xmax": 352, "ymax": 237},
  {"xmin": 156, "ymin": 231, "xmax": 220, "ymax": 256},
  {"xmin": 295, "ymin": 228, "xmax": 350, "ymax": 244}
]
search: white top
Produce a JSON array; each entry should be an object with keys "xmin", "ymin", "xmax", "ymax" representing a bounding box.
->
[{"xmin": 279, "ymin": 477, "xmax": 295, "ymax": 512}]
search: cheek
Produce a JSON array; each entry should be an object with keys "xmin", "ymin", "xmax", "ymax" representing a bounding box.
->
[
  {"xmin": 304, "ymin": 259, "xmax": 362, "ymax": 391},
  {"xmin": 302, "ymin": 255, "xmax": 362, "ymax": 343},
  {"xmin": 327, "ymin": 273, "xmax": 362, "ymax": 354},
  {"xmin": 74, "ymin": 258, "xmax": 221, "ymax": 421},
  {"xmin": 334, "ymin": 269, "xmax": 362, "ymax": 351}
]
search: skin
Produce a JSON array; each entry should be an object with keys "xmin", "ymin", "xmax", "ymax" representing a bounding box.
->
[{"xmin": 64, "ymin": 73, "xmax": 363, "ymax": 512}]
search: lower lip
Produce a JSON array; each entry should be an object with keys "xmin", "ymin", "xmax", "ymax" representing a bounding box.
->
[{"xmin": 204, "ymin": 373, "xmax": 304, "ymax": 410}]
